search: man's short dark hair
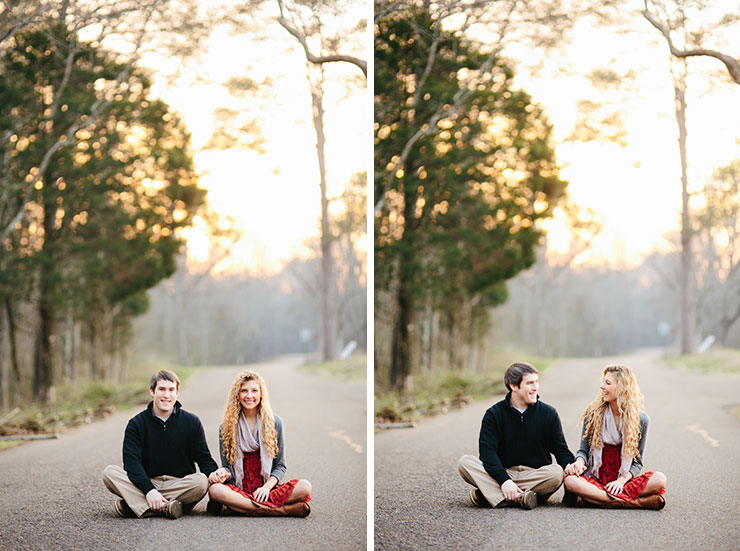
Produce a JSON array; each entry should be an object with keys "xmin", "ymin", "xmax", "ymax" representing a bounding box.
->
[
  {"xmin": 149, "ymin": 370, "xmax": 180, "ymax": 391},
  {"xmin": 504, "ymin": 362, "xmax": 538, "ymax": 391}
]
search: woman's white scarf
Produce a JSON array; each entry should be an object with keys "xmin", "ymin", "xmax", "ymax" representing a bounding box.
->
[
  {"xmin": 585, "ymin": 405, "xmax": 633, "ymax": 480},
  {"xmin": 232, "ymin": 412, "xmax": 272, "ymax": 490}
]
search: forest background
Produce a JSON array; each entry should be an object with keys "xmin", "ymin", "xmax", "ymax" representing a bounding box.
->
[
  {"xmin": 374, "ymin": 0, "xmax": 740, "ymax": 420},
  {"xmin": 0, "ymin": 0, "xmax": 367, "ymax": 434}
]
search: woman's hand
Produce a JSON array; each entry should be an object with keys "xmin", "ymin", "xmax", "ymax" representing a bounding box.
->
[
  {"xmin": 252, "ymin": 484, "xmax": 272, "ymax": 503},
  {"xmin": 208, "ymin": 467, "xmax": 230, "ymax": 484},
  {"xmin": 564, "ymin": 458, "xmax": 586, "ymax": 476},
  {"xmin": 605, "ymin": 475, "xmax": 629, "ymax": 496}
]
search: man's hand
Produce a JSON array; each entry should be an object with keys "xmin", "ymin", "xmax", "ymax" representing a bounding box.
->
[
  {"xmin": 252, "ymin": 484, "xmax": 271, "ymax": 503},
  {"xmin": 208, "ymin": 468, "xmax": 230, "ymax": 484},
  {"xmin": 145, "ymin": 489, "xmax": 168, "ymax": 511},
  {"xmin": 501, "ymin": 479, "xmax": 523, "ymax": 501},
  {"xmin": 564, "ymin": 458, "xmax": 586, "ymax": 476}
]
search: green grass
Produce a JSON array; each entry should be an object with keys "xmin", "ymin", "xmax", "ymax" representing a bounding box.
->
[
  {"xmin": 0, "ymin": 359, "xmax": 199, "ymax": 442},
  {"xmin": 663, "ymin": 346, "xmax": 740, "ymax": 374},
  {"xmin": 0, "ymin": 440, "xmax": 26, "ymax": 451},
  {"xmin": 375, "ymin": 349, "xmax": 553, "ymax": 424},
  {"xmin": 300, "ymin": 353, "xmax": 366, "ymax": 381}
]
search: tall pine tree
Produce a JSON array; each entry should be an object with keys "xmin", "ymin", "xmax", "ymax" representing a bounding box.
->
[
  {"xmin": 0, "ymin": 23, "xmax": 205, "ymax": 400},
  {"xmin": 375, "ymin": 9, "xmax": 568, "ymax": 388}
]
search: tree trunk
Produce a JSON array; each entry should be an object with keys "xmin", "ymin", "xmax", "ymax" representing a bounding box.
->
[
  {"xmin": 673, "ymin": 60, "xmax": 695, "ymax": 354},
  {"xmin": 391, "ymin": 261, "xmax": 414, "ymax": 390},
  {"xmin": 390, "ymin": 290, "xmax": 412, "ymax": 390},
  {"xmin": 719, "ymin": 303, "xmax": 740, "ymax": 346},
  {"xmin": 1, "ymin": 305, "xmax": 7, "ymax": 412},
  {"xmin": 431, "ymin": 310, "xmax": 438, "ymax": 371},
  {"xmin": 109, "ymin": 312, "xmax": 118, "ymax": 383},
  {"xmin": 34, "ymin": 178, "xmax": 56, "ymax": 403},
  {"xmin": 5, "ymin": 298, "xmax": 21, "ymax": 394},
  {"xmin": 447, "ymin": 301, "xmax": 464, "ymax": 371},
  {"xmin": 466, "ymin": 299, "xmax": 480, "ymax": 374},
  {"xmin": 309, "ymin": 66, "xmax": 337, "ymax": 361},
  {"xmin": 420, "ymin": 299, "xmax": 432, "ymax": 372},
  {"xmin": 390, "ymin": 175, "xmax": 417, "ymax": 390},
  {"xmin": 35, "ymin": 290, "xmax": 55, "ymax": 402},
  {"xmin": 477, "ymin": 335, "xmax": 489, "ymax": 373},
  {"xmin": 89, "ymin": 318, "xmax": 97, "ymax": 380},
  {"xmin": 72, "ymin": 318, "xmax": 80, "ymax": 380},
  {"xmin": 63, "ymin": 314, "xmax": 75, "ymax": 382}
]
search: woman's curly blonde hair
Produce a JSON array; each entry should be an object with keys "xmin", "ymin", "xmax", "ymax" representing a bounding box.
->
[
  {"xmin": 580, "ymin": 365, "xmax": 644, "ymax": 459},
  {"xmin": 221, "ymin": 370, "xmax": 279, "ymax": 466}
]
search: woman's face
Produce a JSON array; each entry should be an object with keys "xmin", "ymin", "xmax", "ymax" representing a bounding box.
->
[
  {"xmin": 600, "ymin": 372, "xmax": 618, "ymax": 403},
  {"xmin": 239, "ymin": 380, "xmax": 262, "ymax": 412}
]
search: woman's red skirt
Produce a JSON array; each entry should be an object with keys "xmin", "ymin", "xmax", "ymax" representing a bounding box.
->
[
  {"xmin": 226, "ymin": 451, "xmax": 310, "ymax": 508},
  {"xmin": 582, "ymin": 443, "xmax": 665, "ymax": 501}
]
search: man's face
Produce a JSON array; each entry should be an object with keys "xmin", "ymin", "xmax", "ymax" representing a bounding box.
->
[
  {"xmin": 150, "ymin": 379, "xmax": 178, "ymax": 417},
  {"xmin": 511, "ymin": 373, "xmax": 539, "ymax": 405}
]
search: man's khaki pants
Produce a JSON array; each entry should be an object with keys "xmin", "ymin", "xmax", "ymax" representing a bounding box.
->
[
  {"xmin": 102, "ymin": 465, "xmax": 208, "ymax": 517},
  {"xmin": 457, "ymin": 454, "xmax": 564, "ymax": 507}
]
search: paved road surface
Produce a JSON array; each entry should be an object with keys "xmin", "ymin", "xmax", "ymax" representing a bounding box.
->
[
  {"xmin": 375, "ymin": 349, "xmax": 740, "ymax": 550},
  {"xmin": 0, "ymin": 356, "xmax": 366, "ymax": 551}
]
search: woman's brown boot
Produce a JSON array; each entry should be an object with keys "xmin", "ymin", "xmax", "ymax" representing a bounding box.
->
[
  {"xmin": 601, "ymin": 495, "xmax": 665, "ymax": 510},
  {"xmin": 246, "ymin": 501, "xmax": 311, "ymax": 517}
]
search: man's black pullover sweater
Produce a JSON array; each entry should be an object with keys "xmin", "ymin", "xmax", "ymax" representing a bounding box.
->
[
  {"xmin": 122, "ymin": 401, "xmax": 218, "ymax": 495},
  {"xmin": 479, "ymin": 393, "xmax": 575, "ymax": 485}
]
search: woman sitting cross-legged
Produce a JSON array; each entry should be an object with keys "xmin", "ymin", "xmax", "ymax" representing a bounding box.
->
[
  {"xmin": 207, "ymin": 370, "xmax": 312, "ymax": 517},
  {"xmin": 563, "ymin": 364, "xmax": 667, "ymax": 510}
]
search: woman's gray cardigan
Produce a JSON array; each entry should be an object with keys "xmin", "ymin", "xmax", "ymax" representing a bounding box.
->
[
  {"xmin": 575, "ymin": 411, "xmax": 650, "ymax": 479},
  {"xmin": 218, "ymin": 414, "xmax": 287, "ymax": 483}
]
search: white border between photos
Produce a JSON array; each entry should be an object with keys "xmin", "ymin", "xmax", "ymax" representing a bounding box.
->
[{"xmin": 366, "ymin": 1, "xmax": 375, "ymax": 549}]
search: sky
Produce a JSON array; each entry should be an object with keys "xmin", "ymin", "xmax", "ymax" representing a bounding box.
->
[
  {"xmin": 138, "ymin": 3, "xmax": 740, "ymax": 274},
  {"xmin": 503, "ymin": 13, "xmax": 740, "ymax": 268},
  {"xmin": 142, "ymin": 2, "xmax": 367, "ymax": 274}
]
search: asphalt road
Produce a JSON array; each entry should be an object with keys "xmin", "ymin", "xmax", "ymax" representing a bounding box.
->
[
  {"xmin": 0, "ymin": 355, "xmax": 367, "ymax": 551},
  {"xmin": 375, "ymin": 349, "xmax": 740, "ymax": 551}
]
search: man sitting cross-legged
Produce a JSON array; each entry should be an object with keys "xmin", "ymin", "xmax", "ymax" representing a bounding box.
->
[
  {"xmin": 102, "ymin": 370, "xmax": 218, "ymax": 518},
  {"xmin": 458, "ymin": 362, "xmax": 575, "ymax": 510}
]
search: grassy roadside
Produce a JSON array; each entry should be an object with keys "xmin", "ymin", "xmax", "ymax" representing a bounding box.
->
[
  {"xmin": 299, "ymin": 353, "xmax": 366, "ymax": 381},
  {"xmin": 662, "ymin": 346, "xmax": 740, "ymax": 374},
  {"xmin": 0, "ymin": 359, "xmax": 199, "ymax": 451},
  {"xmin": 375, "ymin": 350, "xmax": 553, "ymax": 425}
]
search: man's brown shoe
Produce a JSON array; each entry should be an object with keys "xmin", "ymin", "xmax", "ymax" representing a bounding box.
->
[
  {"xmin": 114, "ymin": 499, "xmax": 136, "ymax": 518},
  {"xmin": 494, "ymin": 490, "xmax": 537, "ymax": 510},
  {"xmin": 469, "ymin": 489, "xmax": 491, "ymax": 508},
  {"xmin": 164, "ymin": 500, "xmax": 183, "ymax": 519},
  {"xmin": 518, "ymin": 490, "xmax": 538, "ymax": 510}
]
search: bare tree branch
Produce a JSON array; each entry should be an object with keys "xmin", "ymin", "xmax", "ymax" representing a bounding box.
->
[
  {"xmin": 643, "ymin": 1, "xmax": 740, "ymax": 84},
  {"xmin": 276, "ymin": 0, "xmax": 366, "ymax": 77}
]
